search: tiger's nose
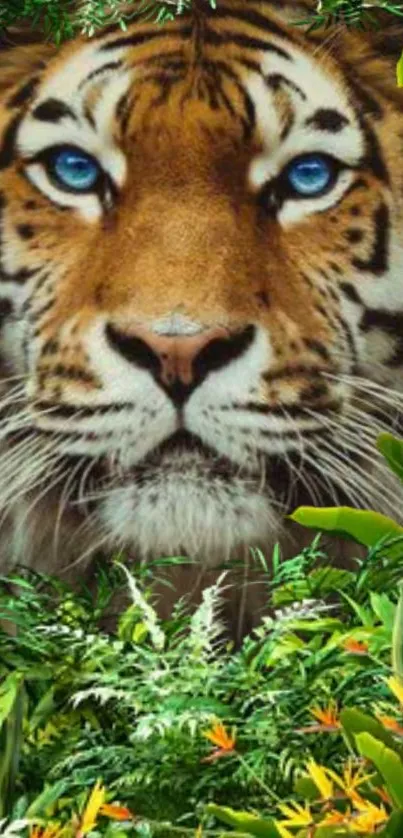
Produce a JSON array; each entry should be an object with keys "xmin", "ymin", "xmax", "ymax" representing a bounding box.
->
[{"xmin": 106, "ymin": 323, "xmax": 255, "ymax": 405}]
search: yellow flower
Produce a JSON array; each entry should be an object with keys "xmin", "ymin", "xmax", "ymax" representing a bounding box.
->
[
  {"xmin": 387, "ymin": 676, "xmax": 403, "ymax": 707},
  {"xmin": 277, "ymin": 801, "xmax": 314, "ymax": 827},
  {"xmin": 77, "ymin": 780, "xmax": 106, "ymax": 837},
  {"xmin": 195, "ymin": 826, "xmax": 203, "ymax": 838},
  {"xmin": 350, "ymin": 798, "xmax": 388, "ymax": 833},
  {"xmin": 30, "ymin": 826, "xmax": 64, "ymax": 838},
  {"xmin": 306, "ymin": 759, "xmax": 334, "ymax": 801},
  {"xmin": 326, "ymin": 758, "xmax": 374, "ymax": 799}
]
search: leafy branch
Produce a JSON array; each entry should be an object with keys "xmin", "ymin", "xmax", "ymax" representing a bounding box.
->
[{"xmin": 0, "ymin": 0, "xmax": 403, "ymax": 43}]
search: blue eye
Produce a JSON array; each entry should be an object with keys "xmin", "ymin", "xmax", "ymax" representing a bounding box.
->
[
  {"xmin": 286, "ymin": 154, "xmax": 335, "ymax": 197},
  {"xmin": 49, "ymin": 147, "xmax": 101, "ymax": 192}
]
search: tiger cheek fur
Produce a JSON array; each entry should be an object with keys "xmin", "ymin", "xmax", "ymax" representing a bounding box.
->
[{"xmin": 0, "ymin": 0, "xmax": 403, "ymax": 635}]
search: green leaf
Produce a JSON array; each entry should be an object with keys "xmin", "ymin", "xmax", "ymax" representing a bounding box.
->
[
  {"xmin": 0, "ymin": 672, "xmax": 24, "ymax": 727},
  {"xmin": 293, "ymin": 776, "xmax": 319, "ymax": 801},
  {"xmin": 289, "ymin": 506, "xmax": 403, "ymax": 548},
  {"xmin": 378, "ymin": 433, "xmax": 403, "ymax": 481},
  {"xmin": 341, "ymin": 708, "xmax": 399, "ymax": 753},
  {"xmin": 0, "ymin": 674, "xmax": 25, "ymax": 817},
  {"xmin": 378, "ymin": 811, "xmax": 403, "ymax": 837},
  {"xmin": 315, "ymin": 828, "xmax": 351, "ymax": 838},
  {"xmin": 285, "ymin": 618, "xmax": 344, "ymax": 633},
  {"xmin": 370, "ymin": 593, "xmax": 396, "ymax": 632},
  {"xmin": 355, "ymin": 732, "xmax": 403, "ymax": 809},
  {"xmin": 25, "ymin": 780, "xmax": 69, "ymax": 817},
  {"xmin": 28, "ymin": 687, "xmax": 56, "ymax": 734},
  {"xmin": 392, "ymin": 585, "xmax": 403, "ymax": 681},
  {"xmin": 206, "ymin": 805, "xmax": 281, "ymax": 838}
]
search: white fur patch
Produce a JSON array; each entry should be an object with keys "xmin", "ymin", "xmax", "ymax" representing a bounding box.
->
[{"xmin": 100, "ymin": 451, "xmax": 279, "ymax": 565}]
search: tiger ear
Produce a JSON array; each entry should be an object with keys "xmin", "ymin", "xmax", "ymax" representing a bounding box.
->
[{"xmin": 0, "ymin": 39, "xmax": 57, "ymax": 106}]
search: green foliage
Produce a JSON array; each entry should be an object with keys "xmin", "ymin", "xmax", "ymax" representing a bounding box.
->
[
  {"xmin": 298, "ymin": 0, "xmax": 403, "ymax": 31},
  {"xmin": 0, "ymin": 0, "xmax": 403, "ymax": 42},
  {"xmin": 1, "ymin": 536, "xmax": 403, "ymax": 835},
  {"xmin": 0, "ymin": 0, "xmax": 216, "ymax": 42}
]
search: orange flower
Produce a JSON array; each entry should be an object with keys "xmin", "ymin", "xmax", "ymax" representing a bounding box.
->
[
  {"xmin": 99, "ymin": 803, "xmax": 134, "ymax": 820},
  {"xmin": 377, "ymin": 787, "xmax": 393, "ymax": 806},
  {"xmin": 202, "ymin": 720, "xmax": 236, "ymax": 762},
  {"xmin": 343, "ymin": 639, "xmax": 369, "ymax": 656},
  {"xmin": 318, "ymin": 810, "xmax": 349, "ymax": 827},
  {"xmin": 377, "ymin": 714, "xmax": 403, "ymax": 737},
  {"xmin": 30, "ymin": 826, "xmax": 64, "ymax": 838},
  {"xmin": 296, "ymin": 702, "xmax": 341, "ymax": 734}
]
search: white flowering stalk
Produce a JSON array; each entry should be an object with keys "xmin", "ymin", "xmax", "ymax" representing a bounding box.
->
[
  {"xmin": 188, "ymin": 571, "xmax": 228, "ymax": 657},
  {"xmin": 115, "ymin": 562, "xmax": 165, "ymax": 651},
  {"xmin": 0, "ymin": 820, "xmax": 29, "ymax": 838}
]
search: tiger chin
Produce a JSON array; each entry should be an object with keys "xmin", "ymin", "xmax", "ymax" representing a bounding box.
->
[{"xmin": 1, "ymin": 0, "xmax": 403, "ymax": 636}]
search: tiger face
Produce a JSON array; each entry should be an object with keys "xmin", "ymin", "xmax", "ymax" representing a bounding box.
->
[{"xmin": 1, "ymin": 0, "xmax": 403, "ymax": 579}]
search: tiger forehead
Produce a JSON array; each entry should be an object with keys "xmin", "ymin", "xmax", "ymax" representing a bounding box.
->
[
  {"xmin": 27, "ymin": 7, "xmax": 354, "ymax": 150},
  {"xmin": 17, "ymin": 33, "xmax": 359, "ymax": 201}
]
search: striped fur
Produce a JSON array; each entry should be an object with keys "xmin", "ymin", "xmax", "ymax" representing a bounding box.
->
[{"xmin": 0, "ymin": 0, "xmax": 403, "ymax": 634}]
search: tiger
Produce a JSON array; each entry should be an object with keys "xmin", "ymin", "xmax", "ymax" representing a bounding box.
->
[{"xmin": 0, "ymin": 0, "xmax": 403, "ymax": 635}]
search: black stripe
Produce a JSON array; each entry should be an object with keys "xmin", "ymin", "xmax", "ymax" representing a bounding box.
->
[
  {"xmin": 352, "ymin": 203, "xmax": 389, "ymax": 275},
  {"xmin": 29, "ymin": 298, "xmax": 55, "ymax": 325},
  {"xmin": 340, "ymin": 282, "xmax": 362, "ymax": 304},
  {"xmin": 303, "ymin": 339, "xmax": 331, "ymax": 362},
  {"xmin": 147, "ymin": 71, "xmax": 184, "ymax": 107},
  {"xmin": 51, "ymin": 364, "xmax": 99, "ymax": 384},
  {"xmin": 280, "ymin": 113, "xmax": 294, "ymax": 141},
  {"xmin": 357, "ymin": 115, "xmax": 389, "ymax": 184},
  {"xmin": 128, "ymin": 50, "xmax": 187, "ymax": 69},
  {"xmin": 360, "ymin": 308, "xmax": 403, "ymax": 335},
  {"xmin": 7, "ymin": 76, "xmax": 39, "ymax": 109},
  {"xmin": 345, "ymin": 228, "xmax": 364, "ymax": 244},
  {"xmin": 16, "ymin": 224, "xmax": 35, "ymax": 240},
  {"xmin": 305, "ymin": 108, "xmax": 349, "ymax": 133},
  {"xmin": 344, "ymin": 71, "xmax": 384, "ymax": 121},
  {"xmin": 83, "ymin": 104, "xmax": 96, "ymax": 129},
  {"xmin": 32, "ymin": 98, "xmax": 77, "ymax": 123},
  {"xmin": 0, "ymin": 266, "xmax": 38, "ymax": 284},
  {"xmin": 214, "ymin": 61, "xmax": 256, "ymax": 140},
  {"xmin": 387, "ymin": 341, "xmax": 403, "ymax": 368},
  {"xmin": 210, "ymin": 5, "xmax": 296, "ymax": 48},
  {"xmin": 0, "ymin": 114, "xmax": 22, "ymax": 170},
  {"xmin": 78, "ymin": 60, "xmax": 123, "ymax": 90},
  {"xmin": 99, "ymin": 26, "xmax": 192, "ymax": 52},
  {"xmin": 264, "ymin": 73, "xmax": 306, "ymax": 101},
  {"xmin": 204, "ymin": 28, "xmax": 291, "ymax": 59},
  {"xmin": 263, "ymin": 364, "xmax": 327, "ymax": 383},
  {"xmin": 233, "ymin": 56, "xmax": 264, "ymax": 74},
  {"xmin": 35, "ymin": 400, "xmax": 134, "ymax": 419},
  {"xmin": 0, "ymin": 298, "xmax": 13, "ymax": 326}
]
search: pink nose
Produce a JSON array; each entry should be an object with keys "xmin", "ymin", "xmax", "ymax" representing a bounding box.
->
[
  {"xmin": 106, "ymin": 322, "xmax": 255, "ymax": 405},
  {"xmin": 129, "ymin": 325, "xmax": 230, "ymax": 386}
]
